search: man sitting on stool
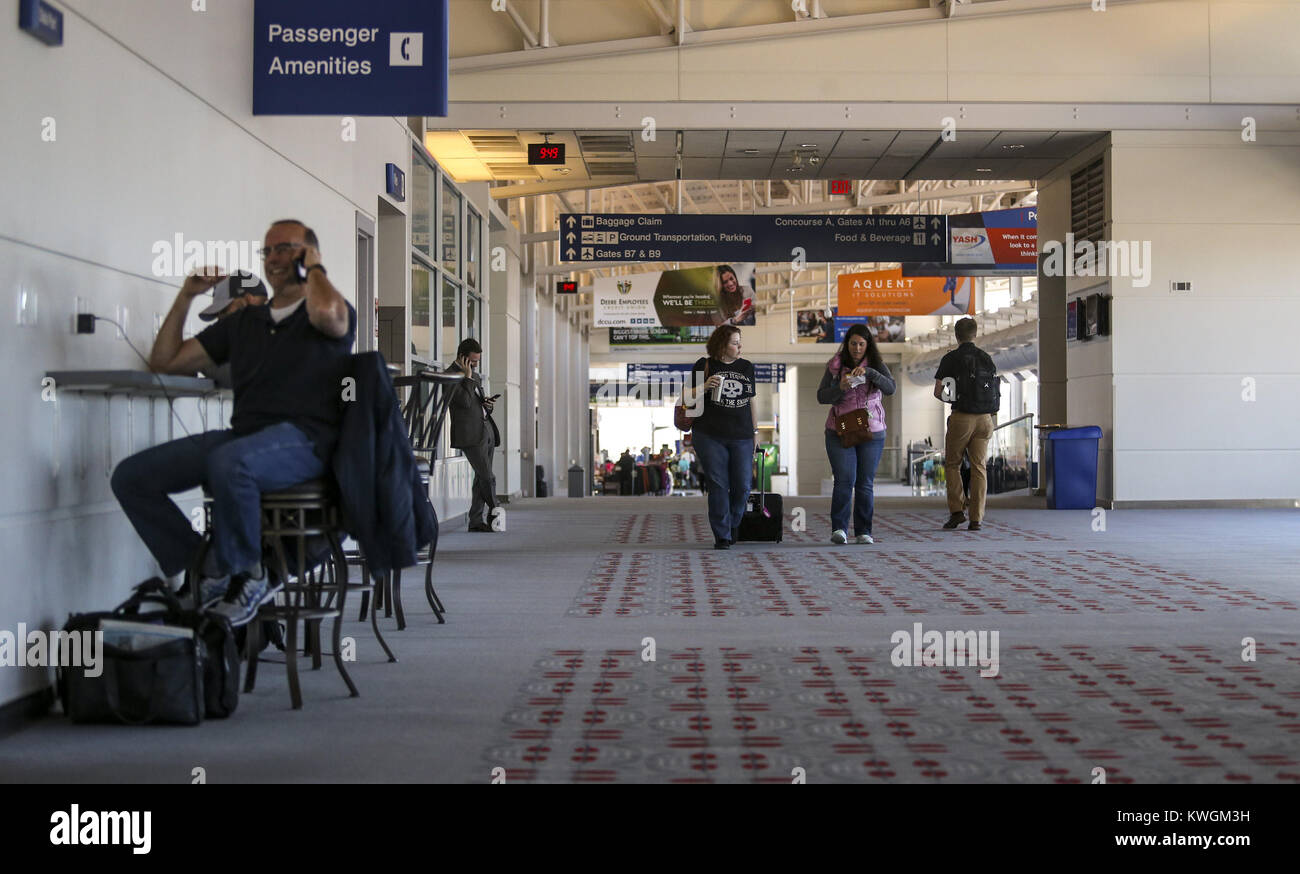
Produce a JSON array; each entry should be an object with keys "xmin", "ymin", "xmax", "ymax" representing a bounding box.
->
[
  {"xmin": 446, "ymin": 338, "xmax": 499, "ymax": 532},
  {"xmin": 111, "ymin": 219, "xmax": 356, "ymax": 626}
]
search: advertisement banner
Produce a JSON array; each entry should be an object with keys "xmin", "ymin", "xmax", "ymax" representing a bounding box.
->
[
  {"xmin": 837, "ymin": 268, "xmax": 975, "ymax": 316},
  {"xmin": 609, "ymin": 326, "xmax": 710, "ymax": 345},
  {"xmin": 798, "ymin": 309, "xmax": 905, "ymax": 344},
  {"xmin": 593, "ymin": 263, "xmax": 757, "ymax": 328},
  {"xmin": 902, "ymin": 207, "xmax": 1036, "ymax": 277}
]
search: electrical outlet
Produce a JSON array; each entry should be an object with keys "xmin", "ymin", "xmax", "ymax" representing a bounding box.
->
[
  {"xmin": 1170, "ymin": 280, "xmax": 1192, "ymax": 294},
  {"xmin": 115, "ymin": 304, "xmax": 129, "ymax": 340},
  {"xmin": 16, "ymin": 287, "xmax": 37, "ymax": 327},
  {"xmin": 71, "ymin": 297, "xmax": 89, "ymax": 334},
  {"xmin": 153, "ymin": 312, "xmax": 164, "ymax": 338}
]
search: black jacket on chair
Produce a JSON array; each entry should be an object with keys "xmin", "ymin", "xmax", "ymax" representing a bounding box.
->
[{"xmin": 331, "ymin": 352, "xmax": 438, "ymax": 576}]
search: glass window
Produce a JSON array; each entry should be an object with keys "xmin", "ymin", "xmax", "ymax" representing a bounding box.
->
[
  {"xmin": 411, "ymin": 150, "xmax": 434, "ymax": 258},
  {"xmin": 441, "ymin": 276, "xmax": 461, "ymax": 365},
  {"xmin": 441, "ymin": 179, "xmax": 461, "ymax": 275},
  {"xmin": 466, "ymin": 293, "xmax": 480, "ymax": 343},
  {"xmin": 466, "ymin": 210, "xmax": 481, "ymax": 291},
  {"xmin": 411, "ymin": 260, "xmax": 433, "ymax": 362}
]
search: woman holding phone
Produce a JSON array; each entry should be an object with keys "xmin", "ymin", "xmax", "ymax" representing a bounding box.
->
[
  {"xmin": 683, "ymin": 325, "xmax": 756, "ymax": 549},
  {"xmin": 817, "ymin": 324, "xmax": 895, "ymax": 544}
]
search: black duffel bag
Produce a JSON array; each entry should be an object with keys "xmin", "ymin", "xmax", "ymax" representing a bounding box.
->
[{"xmin": 59, "ymin": 578, "xmax": 240, "ymax": 724}]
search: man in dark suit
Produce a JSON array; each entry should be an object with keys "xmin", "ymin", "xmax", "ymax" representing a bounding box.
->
[{"xmin": 446, "ymin": 338, "xmax": 498, "ymax": 532}]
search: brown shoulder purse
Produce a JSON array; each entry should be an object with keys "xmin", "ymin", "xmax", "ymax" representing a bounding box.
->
[{"xmin": 675, "ymin": 360, "xmax": 708, "ymax": 432}]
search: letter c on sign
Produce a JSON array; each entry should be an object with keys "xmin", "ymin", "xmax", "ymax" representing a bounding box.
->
[{"xmin": 401, "ymin": 37, "xmax": 411, "ymax": 60}]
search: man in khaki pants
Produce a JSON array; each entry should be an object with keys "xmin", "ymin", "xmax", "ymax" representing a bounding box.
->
[{"xmin": 933, "ymin": 318, "xmax": 999, "ymax": 531}]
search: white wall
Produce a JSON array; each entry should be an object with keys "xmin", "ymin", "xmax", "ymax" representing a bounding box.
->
[
  {"xmin": 1107, "ymin": 131, "xmax": 1300, "ymax": 501},
  {"xmin": 0, "ymin": 1, "xmax": 409, "ymax": 709}
]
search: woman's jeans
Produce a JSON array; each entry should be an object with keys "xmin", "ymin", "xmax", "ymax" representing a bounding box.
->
[
  {"xmin": 692, "ymin": 429, "xmax": 754, "ymax": 541},
  {"xmin": 824, "ymin": 429, "xmax": 886, "ymax": 536}
]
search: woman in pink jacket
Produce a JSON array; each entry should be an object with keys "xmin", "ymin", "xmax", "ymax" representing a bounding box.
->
[{"xmin": 816, "ymin": 324, "xmax": 896, "ymax": 544}]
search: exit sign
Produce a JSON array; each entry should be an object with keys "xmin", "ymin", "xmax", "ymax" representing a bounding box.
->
[
  {"xmin": 528, "ymin": 142, "xmax": 566, "ymax": 165},
  {"xmin": 556, "ymin": 280, "xmax": 577, "ymax": 294},
  {"xmin": 829, "ymin": 180, "xmax": 852, "ymax": 195}
]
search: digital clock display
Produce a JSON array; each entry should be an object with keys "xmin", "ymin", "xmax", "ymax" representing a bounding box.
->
[{"xmin": 528, "ymin": 142, "xmax": 566, "ymax": 165}]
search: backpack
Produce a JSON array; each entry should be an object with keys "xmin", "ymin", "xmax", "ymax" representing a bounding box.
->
[{"xmin": 955, "ymin": 352, "xmax": 1000, "ymax": 414}]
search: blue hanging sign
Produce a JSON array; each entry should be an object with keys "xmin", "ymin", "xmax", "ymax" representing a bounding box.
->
[{"xmin": 253, "ymin": 0, "xmax": 448, "ymax": 116}]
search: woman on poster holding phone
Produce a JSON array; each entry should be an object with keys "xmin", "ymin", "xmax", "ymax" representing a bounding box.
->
[{"xmin": 715, "ymin": 265, "xmax": 755, "ymax": 326}]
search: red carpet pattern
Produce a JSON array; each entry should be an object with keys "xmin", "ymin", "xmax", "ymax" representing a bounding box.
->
[
  {"xmin": 484, "ymin": 643, "xmax": 1300, "ymax": 783},
  {"xmin": 568, "ymin": 549, "xmax": 1299, "ymax": 618},
  {"xmin": 611, "ymin": 511, "xmax": 1063, "ymax": 544}
]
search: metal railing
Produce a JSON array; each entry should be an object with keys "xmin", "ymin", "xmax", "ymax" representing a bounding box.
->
[{"xmin": 909, "ymin": 413, "xmax": 1036, "ymax": 496}]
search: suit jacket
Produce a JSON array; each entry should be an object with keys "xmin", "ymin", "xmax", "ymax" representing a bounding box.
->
[
  {"xmin": 332, "ymin": 352, "xmax": 438, "ymax": 575},
  {"xmin": 445, "ymin": 362, "xmax": 494, "ymax": 449}
]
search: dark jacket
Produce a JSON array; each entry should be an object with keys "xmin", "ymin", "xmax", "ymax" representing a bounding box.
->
[
  {"xmin": 332, "ymin": 352, "xmax": 438, "ymax": 576},
  {"xmin": 445, "ymin": 362, "xmax": 492, "ymax": 449}
]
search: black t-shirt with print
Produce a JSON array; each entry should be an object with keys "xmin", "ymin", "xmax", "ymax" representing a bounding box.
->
[{"xmin": 690, "ymin": 356, "xmax": 756, "ymax": 440}]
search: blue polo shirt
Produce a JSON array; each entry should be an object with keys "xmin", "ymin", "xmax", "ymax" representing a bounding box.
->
[{"xmin": 197, "ymin": 299, "xmax": 356, "ymax": 460}]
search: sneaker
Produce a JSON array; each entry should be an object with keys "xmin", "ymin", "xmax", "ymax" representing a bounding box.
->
[
  {"xmin": 198, "ymin": 575, "xmax": 230, "ymax": 609},
  {"xmin": 854, "ymin": 534, "xmax": 875, "ymax": 544},
  {"xmin": 968, "ymin": 521, "xmax": 982, "ymax": 531},
  {"xmin": 713, "ymin": 538, "xmax": 731, "ymax": 550},
  {"xmin": 209, "ymin": 570, "xmax": 282, "ymax": 628},
  {"xmin": 831, "ymin": 529, "xmax": 848, "ymax": 545},
  {"xmin": 177, "ymin": 575, "xmax": 230, "ymax": 609},
  {"xmin": 942, "ymin": 512, "xmax": 966, "ymax": 530}
]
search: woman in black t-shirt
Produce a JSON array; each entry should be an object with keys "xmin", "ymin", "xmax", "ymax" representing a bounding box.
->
[{"xmin": 684, "ymin": 325, "xmax": 757, "ymax": 549}]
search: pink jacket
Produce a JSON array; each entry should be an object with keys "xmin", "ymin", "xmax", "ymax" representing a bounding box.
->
[{"xmin": 824, "ymin": 355, "xmax": 887, "ymax": 434}]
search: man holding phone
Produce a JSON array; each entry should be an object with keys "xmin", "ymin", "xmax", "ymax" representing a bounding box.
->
[
  {"xmin": 111, "ymin": 219, "xmax": 356, "ymax": 625},
  {"xmin": 446, "ymin": 338, "xmax": 499, "ymax": 532}
]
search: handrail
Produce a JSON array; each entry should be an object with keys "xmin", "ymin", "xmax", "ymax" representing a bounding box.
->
[{"xmin": 992, "ymin": 412, "xmax": 1034, "ymax": 433}]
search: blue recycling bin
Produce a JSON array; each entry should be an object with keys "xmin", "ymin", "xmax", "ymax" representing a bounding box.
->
[{"xmin": 1045, "ymin": 426, "xmax": 1102, "ymax": 509}]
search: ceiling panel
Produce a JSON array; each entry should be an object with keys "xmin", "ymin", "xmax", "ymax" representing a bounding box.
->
[
  {"xmin": 864, "ymin": 157, "xmax": 916, "ymax": 178},
  {"xmin": 777, "ymin": 130, "xmax": 843, "ymax": 153},
  {"xmin": 723, "ymin": 130, "xmax": 785, "ymax": 156},
  {"xmin": 718, "ymin": 157, "xmax": 777, "ymax": 178},
  {"xmin": 636, "ymin": 156, "xmax": 677, "ymax": 180},
  {"xmin": 682, "ymin": 157, "xmax": 722, "ymax": 177},
  {"xmin": 633, "ymin": 133, "xmax": 678, "ymax": 157},
  {"xmin": 931, "ymin": 130, "xmax": 1000, "ymax": 158},
  {"xmin": 1037, "ymin": 131, "xmax": 1108, "ymax": 157},
  {"xmin": 818, "ymin": 158, "xmax": 877, "ymax": 178},
  {"xmin": 983, "ymin": 130, "xmax": 1056, "ymax": 153},
  {"xmin": 1011, "ymin": 157, "xmax": 1068, "ymax": 178},
  {"xmin": 829, "ymin": 132, "xmax": 897, "ymax": 158},
  {"xmin": 682, "ymin": 130, "xmax": 728, "ymax": 156},
  {"xmin": 910, "ymin": 157, "xmax": 1023, "ymax": 179},
  {"xmin": 887, "ymin": 130, "xmax": 941, "ymax": 156}
]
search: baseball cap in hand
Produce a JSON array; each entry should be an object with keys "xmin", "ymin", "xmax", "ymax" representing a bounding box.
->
[{"xmin": 199, "ymin": 270, "xmax": 268, "ymax": 321}]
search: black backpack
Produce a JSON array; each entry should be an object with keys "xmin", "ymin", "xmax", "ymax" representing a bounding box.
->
[{"xmin": 955, "ymin": 353, "xmax": 1000, "ymax": 414}]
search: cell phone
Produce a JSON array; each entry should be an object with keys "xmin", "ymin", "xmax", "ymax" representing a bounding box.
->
[
  {"xmin": 489, "ymin": 394, "xmax": 501, "ymax": 401},
  {"xmin": 294, "ymin": 253, "xmax": 308, "ymax": 282}
]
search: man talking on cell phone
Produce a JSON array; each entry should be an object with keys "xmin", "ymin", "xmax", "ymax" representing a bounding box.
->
[
  {"xmin": 111, "ymin": 219, "xmax": 356, "ymax": 626},
  {"xmin": 446, "ymin": 338, "xmax": 500, "ymax": 532}
]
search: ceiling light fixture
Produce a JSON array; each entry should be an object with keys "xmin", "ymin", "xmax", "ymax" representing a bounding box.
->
[
  {"xmin": 975, "ymin": 168, "xmax": 993, "ymax": 172},
  {"xmin": 741, "ymin": 148, "xmax": 760, "ymax": 155},
  {"xmin": 800, "ymin": 143, "xmax": 818, "ymax": 148},
  {"xmin": 1002, "ymin": 144, "xmax": 1026, "ymax": 150}
]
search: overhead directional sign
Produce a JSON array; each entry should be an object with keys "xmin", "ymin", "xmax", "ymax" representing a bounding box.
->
[
  {"xmin": 559, "ymin": 213, "xmax": 948, "ymax": 264},
  {"xmin": 253, "ymin": 0, "xmax": 449, "ymax": 116}
]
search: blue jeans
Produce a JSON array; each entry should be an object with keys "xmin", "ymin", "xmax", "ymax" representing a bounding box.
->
[
  {"xmin": 824, "ymin": 430, "xmax": 886, "ymax": 536},
  {"xmin": 692, "ymin": 430, "xmax": 753, "ymax": 541},
  {"xmin": 111, "ymin": 422, "xmax": 325, "ymax": 577}
]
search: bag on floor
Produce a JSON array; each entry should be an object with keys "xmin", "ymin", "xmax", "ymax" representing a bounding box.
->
[
  {"xmin": 736, "ymin": 450, "xmax": 783, "ymax": 542},
  {"xmin": 58, "ymin": 578, "xmax": 240, "ymax": 724}
]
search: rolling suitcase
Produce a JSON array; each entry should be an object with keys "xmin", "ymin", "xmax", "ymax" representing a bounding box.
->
[{"xmin": 736, "ymin": 449, "xmax": 782, "ymax": 542}]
